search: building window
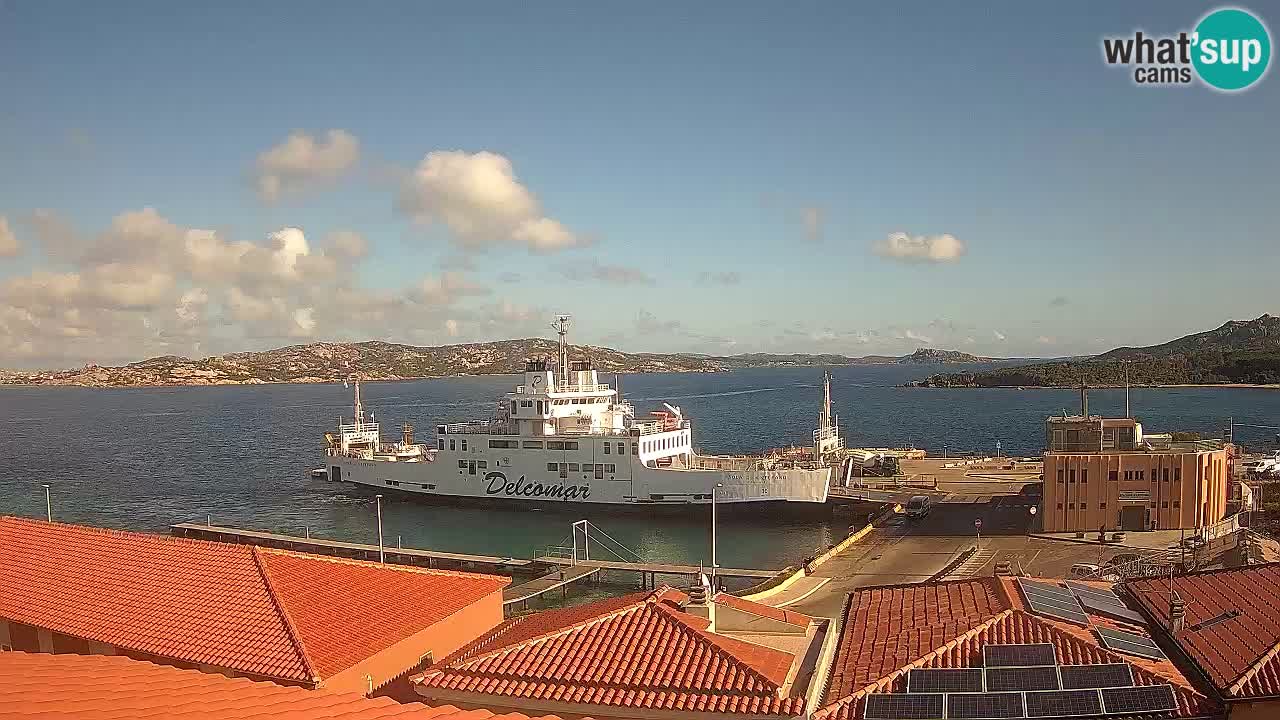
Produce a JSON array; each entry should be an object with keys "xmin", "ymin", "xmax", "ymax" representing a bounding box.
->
[
  {"xmin": 1081, "ymin": 469, "xmax": 1088, "ymax": 484},
  {"xmin": 1100, "ymin": 502, "xmax": 1107, "ymax": 509},
  {"xmin": 618, "ymin": 442, "xmax": 626, "ymax": 454},
  {"xmin": 1124, "ymin": 470, "xmax": 1131, "ymax": 480},
  {"xmin": 603, "ymin": 443, "xmax": 610, "ymax": 454},
  {"xmin": 1080, "ymin": 504, "xmax": 1087, "ymax": 510},
  {"xmin": 547, "ymin": 462, "xmax": 558, "ymax": 471},
  {"xmin": 1068, "ymin": 503, "xmax": 1076, "ymax": 510},
  {"xmin": 1162, "ymin": 468, "xmax": 1169, "ymax": 482},
  {"xmin": 1057, "ymin": 503, "xmax": 1064, "ymax": 510},
  {"xmin": 1058, "ymin": 469, "xmax": 1065, "ymax": 483},
  {"xmin": 547, "ymin": 441, "xmax": 565, "ymax": 450},
  {"xmin": 565, "ymin": 442, "xmax": 579, "ymax": 450},
  {"xmin": 605, "ymin": 463, "xmax": 616, "ymax": 473},
  {"xmin": 568, "ymin": 463, "xmax": 579, "ymax": 472},
  {"xmin": 461, "ymin": 440, "xmax": 468, "ymax": 451},
  {"xmin": 1174, "ymin": 467, "xmax": 1182, "ymax": 481},
  {"xmin": 1173, "ymin": 501, "xmax": 1180, "ymax": 509},
  {"xmin": 1136, "ymin": 470, "xmax": 1143, "ymax": 481},
  {"xmin": 438, "ymin": 439, "xmax": 445, "ymax": 450},
  {"xmin": 1068, "ymin": 469, "xmax": 1076, "ymax": 483},
  {"xmin": 449, "ymin": 439, "xmax": 456, "ymax": 451},
  {"xmin": 632, "ymin": 443, "xmax": 639, "ymax": 455},
  {"xmin": 1162, "ymin": 501, "xmax": 1169, "ymax": 509},
  {"xmin": 1109, "ymin": 470, "xmax": 1118, "ymax": 481}
]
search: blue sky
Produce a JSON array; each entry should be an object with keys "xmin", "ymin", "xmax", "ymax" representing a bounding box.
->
[{"xmin": 1, "ymin": 1, "xmax": 1277, "ymax": 368}]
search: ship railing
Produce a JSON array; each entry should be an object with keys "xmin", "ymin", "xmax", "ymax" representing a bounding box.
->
[
  {"xmin": 635, "ymin": 420, "xmax": 690, "ymax": 436},
  {"xmin": 436, "ymin": 421, "xmax": 517, "ymax": 435},
  {"xmin": 338, "ymin": 421, "xmax": 379, "ymax": 434},
  {"xmin": 551, "ymin": 383, "xmax": 613, "ymax": 393}
]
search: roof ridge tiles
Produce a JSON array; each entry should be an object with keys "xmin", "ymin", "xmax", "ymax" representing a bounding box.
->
[
  {"xmin": 648, "ymin": 601, "xmax": 790, "ymax": 692},
  {"xmin": 251, "ymin": 545, "xmax": 323, "ymax": 685},
  {"xmin": 1229, "ymin": 635, "xmax": 1280, "ymax": 695},
  {"xmin": 432, "ymin": 592, "xmax": 660, "ymax": 673}
]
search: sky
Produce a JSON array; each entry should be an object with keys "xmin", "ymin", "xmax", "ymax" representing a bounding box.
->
[{"xmin": 1, "ymin": 1, "xmax": 1277, "ymax": 369}]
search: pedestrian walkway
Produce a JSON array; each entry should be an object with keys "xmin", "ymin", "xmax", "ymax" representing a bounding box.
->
[
  {"xmin": 944, "ymin": 547, "xmax": 998, "ymax": 580},
  {"xmin": 752, "ymin": 576, "xmax": 831, "ymax": 608}
]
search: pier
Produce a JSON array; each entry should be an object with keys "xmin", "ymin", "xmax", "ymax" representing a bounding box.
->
[
  {"xmin": 503, "ymin": 566, "xmax": 600, "ymax": 609},
  {"xmin": 170, "ymin": 523, "xmax": 533, "ymax": 572},
  {"xmin": 534, "ymin": 556, "xmax": 777, "ymax": 583}
]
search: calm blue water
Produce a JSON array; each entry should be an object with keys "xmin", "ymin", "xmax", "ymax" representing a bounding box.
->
[{"xmin": 2, "ymin": 364, "xmax": 1278, "ymax": 570}]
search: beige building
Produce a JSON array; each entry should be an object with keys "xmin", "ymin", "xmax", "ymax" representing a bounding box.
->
[{"xmin": 1041, "ymin": 414, "xmax": 1230, "ymax": 532}]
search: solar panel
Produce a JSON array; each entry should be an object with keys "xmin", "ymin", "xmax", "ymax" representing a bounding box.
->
[
  {"xmin": 1096, "ymin": 627, "xmax": 1168, "ymax": 661},
  {"xmin": 1058, "ymin": 663, "xmax": 1134, "ymax": 690},
  {"xmin": 985, "ymin": 665, "xmax": 1061, "ymax": 692},
  {"xmin": 1024, "ymin": 689, "xmax": 1104, "ymax": 718},
  {"xmin": 945, "ymin": 692, "xmax": 1024, "ymax": 719},
  {"xmin": 1024, "ymin": 596, "xmax": 1091, "ymax": 625},
  {"xmin": 1100, "ymin": 684, "xmax": 1177, "ymax": 714},
  {"xmin": 863, "ymin": 693, "xmax": 944, "ymax": 719},
  {"xmin": 1020, "ymin": 579, "xmax": 1077, "ymax": 601},
  {"xmin": 1064, "ymin": 581, "xmax": 1119, "ymax": 601},
  {"xmin": 906, "ymin": 668, "xmax": 984, "ymax": 693},
  {"xmin": 1075, "ymin": 593, "xmax": 1147, "ymax": 624},
  {"xmin": 985, "ymin": 643, "xmax": 1058, "ymax": 668}
]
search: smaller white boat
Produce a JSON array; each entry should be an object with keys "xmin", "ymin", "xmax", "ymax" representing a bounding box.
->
[{"xmin": 310, "ymin": 467, "xmax": 329, "ymax": 480}]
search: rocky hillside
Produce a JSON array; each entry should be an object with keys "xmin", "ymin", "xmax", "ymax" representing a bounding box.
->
[
  {"xmin": 912, "ymin": 314, "xmax": 1280, "ymax": 388},
  {"xmin": 898, "ymin": 348, "xmax": 988, "ymax": 364},
  {"xmin": 0, "ymin": 340, "xmax": 1003, "ymax": 388}
]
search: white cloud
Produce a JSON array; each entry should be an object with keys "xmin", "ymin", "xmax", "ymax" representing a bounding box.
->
[
  {"xmin": 398, "ymin": 150, "xmax": 584, "ymax": 252},
  {"xmin": 560, "ymin": 259, "xmax": 654, "ymax": 286},
  {"xmin": 904, "ymin": 329, "xmax": 934, "ymax": 344},
  {"xmin": 255, "ymin": 129, "xmax": 360, "ymax": 203},
  {"xmin": 445, "ymin": 318, "xmax": 460, "ymax": 337},
  {"xmin": 799, "ymin": 206, "xmax": 824, "ymax": 241},
  {"xmin": 0, "ymin": 216, "xmax": 20, "ymax": 257},
  {"xmin": 411, "ymin": 272, "xmax": 489, "ymax": 306},
  {"xmin": 327, "ymin": 231, "xmax": 368, "ymax": 260},
  {"xmin": 1037, "ymin": 335, "xmax": 1054, "ymax": 344},
  {"xmin": 874, "ymin": 232, "xmax": 966, "ymax": 263},
  {"xmin": 992, "ymin": 330, "xmax": 1007, "ymax": 341},
  {"xmin": 291, "ymin": 307, "xmax": 317, "ymax": 336}
]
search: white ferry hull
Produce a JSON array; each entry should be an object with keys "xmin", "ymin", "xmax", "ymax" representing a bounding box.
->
[{"xmin": 325, "ymin": 450, "xmax": 831, "ymax": 507}]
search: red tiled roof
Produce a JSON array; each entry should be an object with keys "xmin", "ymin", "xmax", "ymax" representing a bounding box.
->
[
  {"xmin": 1128, "ymin": 562, "xmax": 1280, "ymax": 699},
  {"xmin": 0, "ymin": 516, "xmax": 507, "ymax": 684},
  {"xmin": 0, "ymin": 650, "xmax": 571, "ymax": 720},
  {"xmin": 819, "ymin": 576, "xmax": 1219, "ymax": 720},
  {"xmin": 416, "ymin": 588, "xmax": 805, "ymax": 715}
]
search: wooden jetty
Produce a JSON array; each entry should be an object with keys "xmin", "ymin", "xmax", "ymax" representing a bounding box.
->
[
  {"xmin": 503, "ymin": 566, "xmax": 600, "ymax": 610},
  {"xmin": 533, "ymin": 556, "xmax": 777, "ymax": 589},
  {"xmin": 171, "ymin": 523, "xmax": 532, "ymax": 572}
]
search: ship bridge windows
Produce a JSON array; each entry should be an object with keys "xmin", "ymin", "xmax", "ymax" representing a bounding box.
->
[
  {"xmin": 523, "ymin": 440, "xmax": 543, "ymax": 449},
  {"xmin": 547, "ymin": 462, "xmax": 558, "ymax": 472},
  {"xmin": 460, "ymin": 439, "xmax": 467, "ymax": 451},
  {"xmin": 449, "ymin": 439, "xmax": 456, "ymax": 451},
  {"xmin": 546, "ymin": 441, "xmax": 579, "ymax": 451},
  {"xmin": 489, "ymin": 439, "xmax": 518, "ymax": 449}
]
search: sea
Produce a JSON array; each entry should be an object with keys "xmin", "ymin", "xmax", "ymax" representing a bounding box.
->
[{"xmin": 3, "ymin": 364, "xmax": 1278, "ymax": 573}]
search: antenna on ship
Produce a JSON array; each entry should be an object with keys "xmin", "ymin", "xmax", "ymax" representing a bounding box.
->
[
  {"xmin": 345, "ymin": 373, "xmax": 364, "ymax": 427},
  {"xmin": 551, "ymin": 314, "xmax": 572, "ymax": 390}
]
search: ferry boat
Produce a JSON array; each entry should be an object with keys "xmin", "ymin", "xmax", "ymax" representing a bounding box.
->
[{"xmin": 322, "ymin": 317, "xmax": 842, "ymax": 508}]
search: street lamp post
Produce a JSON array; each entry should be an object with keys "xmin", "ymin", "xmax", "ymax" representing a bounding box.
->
[
  {"xmin": 42, "ymin": 484, "xmax": 51, "ymax": 522},
  {"xmin": 375, "ymin": 494, "xmax": 385, "ymax": 564},
  {"xmin": 711, "ymin": 483, "xmax": 723, "ymax": 590}
]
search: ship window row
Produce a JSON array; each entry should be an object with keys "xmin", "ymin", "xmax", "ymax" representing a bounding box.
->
[
  {"xmin": 551, "ymin": 398, "xmax": 607, "ymax": 405},
  {"xmin": 642, "ymin": 435, "xmax": 687, "ymax": 453},
  {"xmin": 547, "ymin": 462, "xmax": 617, "ymax": 473},
  {"xmin": 457, "ymin": 460, "xmax": 488, "ymax": 469}
]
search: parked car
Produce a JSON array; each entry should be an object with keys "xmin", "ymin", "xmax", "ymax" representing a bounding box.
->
[{"xmin": 905, "ymin": 495, "xmax": 932, "ymax": 520}]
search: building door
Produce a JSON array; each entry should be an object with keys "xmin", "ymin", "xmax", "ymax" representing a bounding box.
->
[
  {"xmin": 1120, "ymin": 506, "xmax": 1145, "ymax": 531},
  {"xmin": 330, "ymin": 466, "xmax": 342, "ymax": 483}
]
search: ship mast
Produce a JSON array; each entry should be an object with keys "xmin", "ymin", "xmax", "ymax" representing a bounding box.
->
[
  {"xmin": 346, "ymin": 373, "xmax": 364, "ymax": 427},
  {"xmin": 552, "ymin": 314, "xmax": 572, "ymax": 390},
  {"xmin": 819, "ymin": 370, "xmax": 833, "ymax": 431}
]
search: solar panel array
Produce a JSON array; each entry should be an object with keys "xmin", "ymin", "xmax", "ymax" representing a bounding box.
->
[
  {"xmin": 1096, "ymin": 626, "xmax": 1168, "ymax": 661},
  {"xmin": 1018, "ymin": 579, "xmax": 1090, "ymax": 625},
  {"xmin": 1064, "ymin": 581, "xmax": 1146, "ymax": 625},
  {"xmin": 866, "ymin": 645, "xmax": 1177, "ymax": 718}
]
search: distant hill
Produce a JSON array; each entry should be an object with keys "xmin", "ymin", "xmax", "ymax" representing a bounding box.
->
[
  {"xmin": 0, "ymin": 340, "xmax": 1005, "ymax": 388},
  {"xmin": 911, "ymin": 314, "xmax": 1280, "ymax": 388}
]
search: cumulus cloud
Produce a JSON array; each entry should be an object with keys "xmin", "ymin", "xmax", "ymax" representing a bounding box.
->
[
  {"xmin": 874, "ymin": 232, "xmax": 966, "ymax": 263},
  {"xmin": 411, "ymin": 272, "xmax": 490, "ymax": 306},
  {"xmin": 697, "ymin": 271, "xmax": 741, "ymax": 286},
  {"xmin": 255, "ymin": 129, "xmax": 360, "ymax": 203},
  {"xmin": 799, "ymin": 206, "xmax": 824, "ymax": 241},
  {"xmin": 0, "ymin": 216, "xmax": 20, "ymax": 257},
  {"xmin": 398, "ymin": 150, "xmax": 584, "ymax": 252},
  {"xmin": 560, "ymin": 259, "xmax": 654, "ymax": 286}
]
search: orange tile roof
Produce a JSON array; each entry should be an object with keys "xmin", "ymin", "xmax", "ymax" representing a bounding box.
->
[
  {"xmin": 0, "ymin": 650, "xmax": 572, "ymax": 720},
  {"xmin": 0, "ymin": 516, "xmax": 508, "ymax": 685},
  {"xmin": 818, "ymin": 576, "xmax": 1219, "ymax": 720},
  {"xmin": 415, "ymin": 588, "xmax": 805, "ymax": 716},
  {"xmin": 1128, "ymin": 562, "xmax": 1280, "ymax": 699}
]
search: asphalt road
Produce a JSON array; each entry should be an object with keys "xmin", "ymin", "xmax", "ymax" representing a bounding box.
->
[{"xmin": 786, "ymin": 500, "xmax": 1165, "ymax": 619}]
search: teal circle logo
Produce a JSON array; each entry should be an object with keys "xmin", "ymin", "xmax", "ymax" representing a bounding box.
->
[{"xmin": 1192, "ymin": 8, "xmax": 1271, "ymax": 91}]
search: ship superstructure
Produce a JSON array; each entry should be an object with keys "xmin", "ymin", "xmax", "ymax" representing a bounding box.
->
[{"xmin": 323, "ymin": 317, "xmax": 839, "ymax": 507}]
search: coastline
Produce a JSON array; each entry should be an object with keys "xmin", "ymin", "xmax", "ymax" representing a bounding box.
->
[{"xmin": 905, "ymin": 382, "xmax": 1280, "ymax": 390}]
